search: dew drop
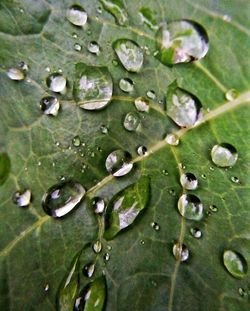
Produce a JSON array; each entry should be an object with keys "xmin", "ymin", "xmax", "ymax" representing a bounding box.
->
[
  {"xmin": 72, "ymin": 136, "xmax": 81, "ymax": 147},
  {"xmin": 93, "ymin": 240, "xmax": 102, "ymax": 253},
  {"xmin": 104, "ymin": 253, "xmax": 110, "ymax": 261},
  {"xmin": 74, "ymin": 43, "xmax": 82, "ymax": 51},
  {"xmin": 138, "ymin": 7, "xmax": 158, "ymax": 30},
  {"xmin": 18, "ymin": 61, "xmax": 29, "ymax": 71},
  {"xmin": 40, "ymin": 96, "xmax": 60, "ymax": 116},
  {"xmin": 209, "ymin": 204, "xmax": 218, "ymax": 212},
  {"xmin": 44, "ymin": 284, "xmax": 49, "ymax": 292},
  {"xmin": 173, "ymin": 242, "xmax": 189, "ymax": 262},
  {"xmin": 46, "ymin": 73, "xmax": 66, "ymax": 93},
  {"xmin": 134, "ymin": 96, "xmax": 149, "ymax": 112},
  {"xmin": 190, "ymin": 227, "xmax": 202, "ymax": 239},
  {"xmin": 13, "ymin": 189, "xmax": 32, "ymax": 207},
  {"xmin": 72, "ymin": 32, "xmax": 78, "ymax": 38},
  {"xmin": 156, "ymin": 20, "xmax": 209, "ymax": 65},
  {"xmin": 42, "ymin": 181, "xmax": 85, "ymax": 218},
  {"xmin": 162, "ymin": 169, "xmax": 168, "ymax": 176},
  {"xmin": 178, "ymin": 194, "xmax": 203, "ymax": 220},
  {"xmin": 119, "ymin": 78, "xmax": 134, "ymax": 93},
  {"xmin": 223, "ymin": 250, "xmax": 248, "ymax": 278},
  {"xmin": 105, "ymin": 150, "xmax": 133, "ymax": 177},
  {"xmin": 87, "ymin": 41, "xmax": 100, "ymax": 54},
  {"xmin": 82, "ymin": 263, "xmax": 95, "ymax": 278},
  {"xmin": 92, "ymin": 197, "xmax": 105, "ymax": 214},
  {"xmin": 6, "ymin": 68, "xmax": 25, "ymax": 81},
  {"xmin": 231, "ymin": 176, "xmax": 240, "ymax": 184},
  {"xmin": 140, "ymin": 240, "xmax": 145, "ymax": 245},
  {"xmin": 100, "ymin": 0, "xmax": 128, "ymax": 26},
  {"xmin": 165, "ymin": 133, "xmax": 179, "ymax": 146},
  {"xmin": 180, "ymin": 172, "xmax": 198, "ymax": 190},
  {"xmin": 211, "ymin": 143, "xmax": 238, "ymax": 167},
  {"xmin": 146, "ymin": 90, "xmax": 156, "ymax": 100},
  {"xmin": 100, "ymin": 125, "xmax": 108, "ymax": 134},
  {"xmin": 225, "ymin": 89, "xmax": 238, "ymax": 101},
  {"xmin": 137, "ymin": 145, "xmax": 148, "ymax": 156},
  {"xmin": 238, "ymin": 287, "xmax": 247, "ymax": 297},
  {"xmin": 151, "ymin": 222, "xmax": 160, "ymax": 231},
  {"xmin": 123, "ymin": 112, "xmax": 140, "ymax": 131},
  {"xmin": 66, "ymin": 4, "xmax": 88, "ymax": 26}
]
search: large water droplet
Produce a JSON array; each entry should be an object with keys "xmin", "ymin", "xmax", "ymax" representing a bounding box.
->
[
  {"xmin": 134, "ymin": 96, "xmax": 149, "ymax": 112},
  {"xmin": 46, "ymin": 73, "xmax": 67, "ymax": 93},
  {"xmin": 105, "ymin": 150, "xmax": 133, "ymax": 177},
  {"xmin": 178, "ymin": 194, "xmax": 203, "ymax": 220},
  {"xmin": 123, "ymin": 112, "xmax": 140, "ymax": 131},
  {"xmin": 165, "ymin": 133, "xmax": 179, "ymax": 146},
  {"xmin": 211, "ymin": 143, "xmax": 238, "ymax": 167},
  {"xmin": 73, "ymin": 63, "xmax": 113, "ymax": 110},
  {"xmin": 119, "ymin": 78, "xmax": 134, "ymax": 93},
  {"xmin": 42, "ymin": 181, "xmax": 85, "ymax": 218},
  {"xmin": 223, "ymin": 250, "xmax": 248, "ymax": 278},
  {"xmin": 13, "ymin": 189, "xmax": 32, "ymax": 207},
  {"xmin": 40, "ymin": 96, "xmax": 60, "ymax": 116},
  {"xmin": 6, "ymin": 68, "xmax": 25, "ymax": 80},
  {"xmin": 166, "ymin": 82, "xmax": 202, "ymax": 127},
  {"xmin": 92, "ymin": 197, "xmax": 106, "ymax": 214},
  {"xmin": 66, "ymin": 5, "xmax": 88, "ymax": 26},
  {"xmin": 87, "ymin": 41, "xmax": 100, "ymax": 55},
  {"xmin": 113, "ymin": 39, "xmax": 143, "ymax": 72},
  {"xmin": 173, "ymin": 242, "xmax": 189, "ymax": 262},
  {"xmin": 100, "ymin": 0, "xmax": 128, "ymax": 26},
  {"xmin": 0, "ymin": 153, "xmax": 11, "ymax": 186},
  {"xmin": 82, "ymin": 263, "xmax": 95, "ymax": 278},
  {"xmin": 180, "ymin": 172, "xmax": 198, "ymax": 190},
  {"xmin": 138, "ymin": 7, "xmax": 158, "ymax": 30},
  {"xmin": 156, "ymin": 20, "xmax": 209, "ymax": 65}
]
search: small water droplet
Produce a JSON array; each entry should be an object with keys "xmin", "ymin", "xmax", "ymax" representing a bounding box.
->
[
  {"xmin": 190, "ymin": 227, "xmax": 202, "ymax": 239},
  {"xmin": 45, "ymin": 66, "xmax": 51, "ymax": 72},
  {"xmin": 209, "ymin": 204, "xmax": 218, "ymax": 212},
  {"xmin": 146, "ymin": 90, "xmax": 156, "ymax": 100},
  {"xmin": 82, "ymin": 263, "xmax": 95, "ymax": 278},
  {"xmin": 6, "ymin": 68, "xmax": 25, "ymax": 81},
  {"xmin": 180, "ymin": 172, "xmax": 198, "ymax": 190},
  {"xmin": 72, "ymin": 135, "xmax": 81, "ymax": 147},
  {"xmin": 151, "ymin": 222, "xmax": 160, "ymax": 231},
  {"xmin": 100, "ymin": 0, "xmax": 128, "ymax": 26},
  {"xmin": 42, "ymin": 181, "xmax": 85, "ymax": 218},
  {"xmin": 178, "ymin": 194, "xmax": 203, "ymax": 220},
  {"xmin": 104, "ymin": 253, "xmax": 110, "ymax": 261},
  {"xmin": 44, "ymin": 284, "xmax": 49, "ymax": 292},
  {"xmin": 13, "ymin": 189, "xmax": 32, "ymax": 207},
  {"xmin": 162, "ymin": 169, "xmax": 168, "ymax": 176},
  {"xmin": 137, "ymin": 145, "xmax": 148, "ymax": 156},
  {"xmin": 40, "ymin": 96, "xmax": 60, "ymax": 116},
  {"xmin": 87, "ymin": 41, "xmax": 100, "ymax": 54},
  {"xmin": 169, "ymin": 189, "xmax": 176, "ymax": 196},
  {"xmin": 231, "ymin": 176, "xmax": 240, "ymax": 184},
  {"xmin": 66, "ymin": 4, "xmax": 88, "ymax": 26},
  {"xmin": 92, "ymin": 197, "xmax": 105, "ymax": 214},
  {"xmin": 93, "ymin": 240, "xmax": 102, "ymax": 253},
  {"xmin": 140, "ymin": 240, "xmax": 145, "ymax": 245},
  {"xmin": 100, "ymin": 125, "xmax": 108, "ymax": 134},
  {"xmin": 223, "ymin": 250, "xmax": 248, "ymax": 278},
  {"xmin": 223, "ymin": 15, "xmax": 231, "ymax": 22},
  {"xmin": 165, "ymin": 133, "xmax": 179, "ymax": 146},
  {"xmin": 46, "ymin": 73, "xmax": 66, "ymax": 93},
  {"xmin": 119, "ymin": 78, "xmax": 134, "ymax": 93},
  {"xmin": 138, "ymin": 7, "xmax": 158, "ymax": 30},
  {"xmin": 238, "ymin": 287, "xmax": 247, "ymax": 297},
  {"xmin": 74, "ymin": 43, "xmax": 82, "ymax": 51},
  {"xmin": 173, "ymin": 242, "xmax": 189, "ymax": 262},
  {"xmin": 123, "ymin": 112, "xmax": 140, "ymax": 131},
  {"xmin": 97, "ymin": 6, "xmax": 102, "ymax": 14},
  {"xmin": 211, "ymin": 143, "xmax": 238, "ymax": 167},
  {"xmin": 134, "ymin": 96, "xmax": 149, "ymax": 112},
  {"xmin": 72, "ymin": 32, "xmax": 78, "ymax": 38},
  {"xmin": 105, "ymin": 150, "xmax": 133, "ymax": 177},
  {"xmin": 18, "ymin": 61, "xmax": 29, "ymax": 71},
  {"xmin": 225, "ymin": 88, "xmax": 238, "ymax": 101},
  {"xmin": 201, "ymin": 174, "xmax": 206, "ymax": 179},
  {"xmin": 156, "ymin": 20, "xmax": 209, "ymax": 65}
]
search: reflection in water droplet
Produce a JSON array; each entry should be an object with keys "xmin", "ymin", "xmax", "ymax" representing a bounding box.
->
[
  {"xmin": 100, "ymin": 0, "xmax": 128, "ymax": 26},
  {"xmin": 209, "ymin": 205, "xmax": 218, "ymax": 212},
  {"xmin": 92, "ymin": 197, "xmax": 105, "ymax": 214},
  {"xmin": 137, "ymin": 145, "xmax": 148, "ymax": 156},
  {"xmin": 173, "ymin": 242, "xmax": 189, "ymax": 262},
  {"xmin": 138, "ymin": 7, "xmax": 158, "ymax": 30},
  {"xmin": 211, "ymin": 143, "xmax": 238, "ymax": 167},
  {"xmin": 13, "ymin": 189, "xmax": 32, "ymax": 207},
  {"xmin": 42, "ymin": 181, "xmax": 85, "ymax": 218},
  {"xmin": 87, "ymin": 41, "xmax": 100, "ymax": 54},
  {"xmin": 231, "ymin": 176, "xmax": 240, "ymax": 184},
  {"xmin": 225, "ymin": 89, "xmax": 238, "ymax": 101},
  {"xmin": 180, "ymin": 172, "xmax": 198, "ymax": 190},
  {"xmin": 46, "ymin": 73, "xmax": 67, "ymax": 93},
  {"xmin": 6, "ymin": 68, "xmax": 25, "ymax": 80},
  {"xmin": 178, "ymin": 194, "xmax": 203, "ymax": 220},
  {"xmin": 82, "ymin": 263, "xmax": 95, "ymax": 278},
  {"xmin": 74, "ymin": 43, "xmax": 82, "ymax": 51},
  {"xmin": 190, "ymin": 227, "xmax": 202, "ymax": 239},
  {"xmin": 0, "ymin": 153, "xmax": 11, "ymax": 186},
  {"xmin": 165, "ymin": 133, "xmax": 179, "ymax": 146},
  {"xmin": 134, "ymin": 97, "xmax": 149, "ymax": 112},
  {"xmin": 156, "ymin": 20, "xmax": 209, "ymax": 65},
  {"xmin": 72, "ymin": 136, "xmax": 81, "ymax": 147},
  {"xmin": 151, "ymin": 222, "xmax": 160, "ymax": 231},
  {"xmin": 223, "ymin": 250, "xmax": 248, "ymax": 278},
  {"xmin": 40, "ymin": 96, "xmax": 60, "ymax": 116},
  {"xmin": 73, "ymin": 63, "xmax": 113, "ymax": 110},
  {"xmin": 113, "ymin": 39, "xmax": 143, "ymax": 72},
  {"xmin": 93, "ymin": 240, "xmax": 102, "ymax": 253},
  {"xmin": 119, "ymin": 78, "xmax": 134, "ymax": 93},
  {"xmin": 66, "ymin": 4, "xmax": 88, "ymax": 26},
  {"xmin": 123, "ymin": 112, "xmax": 140, "ymax": 131},
  {"xmin": 105, "ymin": 150, "xmax": 133, "ymax": 177},
  {"xmin": 146, "ymin": 90, "xmax": 156, "ymax": 100}
]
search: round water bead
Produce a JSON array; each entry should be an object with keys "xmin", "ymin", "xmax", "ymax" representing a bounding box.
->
[
  {"xmin": 165, "ymin": 133, "xmax": 179, "ymax": 146},
  {"xmin": 92, "ymin": 197, "xmax": 105, "ymax": 214},
  {"xmin": 211, "ymin": 143, "xmax": 238, "ymax": 167},
  {"xmin": 225, "ymin": 89, "xmax": 238, "ymax": 101},
  {"xmin": 178, "ymin": 194, "xmax": 203, "ymax": 220},
  {"xmin": 66, "ymin": 4, "xmax": 87, "ymax": 26},
  {"xmin": 123, "ymin": 112, "xmax": 140, "ymax": 131},
  {"xmin": 119, "ymin": 78, "xmax": 134, "ymax": 93},
  {"xmin": 40, "ymin": 96, "xmax": 60, "ymax": 116},
  {"xmin": 72, "ymin": 135, "xmax": 81, "ymax": 147},
  {"xmin": 134, "ymin": 96, "xmax": 149, "ymax": 112},
  {"xmin": 82, "ymin": 263, "xmax": 95, "ymax": 278},
  {"xmin": 105, "ymin": 150, "xmax": 133, "ymax": 177},
  {"xmin": 223, "ymin": 250, "xmax": 248, "ymax": 278},
  {"xmin": 137, "ymin": 145, "xmax": 148, "ymax": 156},
  {"xmin": 190, "ymin": 227, "xmax": 202, "ymax": 239},
  {"xmin": 173, "ymin": 242, "xmax": 189, "ymax": 262},
  {"xmin": 87, "ymin": 41, "xmax": 100, "ymax": 54},
  {"xmin": 180, "ymin": 172, "xmax": 198, "ymax": 190},
  {"xmin": 6, "ymin": 68, "xmax": 25, "ymax": 80},
  {"xmin": 13, "ymin": 189, "xmax": 32, "ymax": 207},
  {"xmin": 46, "ymin": 73, "xmax": 66, "ymax": 93}
]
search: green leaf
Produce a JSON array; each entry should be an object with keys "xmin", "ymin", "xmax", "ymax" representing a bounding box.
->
[{"xmin": 0, "ymin": 1, "xmax": 250, "ymax": 311}]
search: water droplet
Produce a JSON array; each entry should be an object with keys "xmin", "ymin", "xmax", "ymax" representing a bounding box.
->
[
  {"xmin": 123, "ymin": 112, "xmax": 140, "ymax": 131},
  {"xmin": 223, "ymin": 250, "xmax": 248, "ymax": 278},
  {"xmin": 225, "ymin": 89, "xmax": 238, "ymax": 101},
  {"xmin": 211, "ymin": 143, "xmax": 238, "ymax": 167},
  {"xmin": 201, "ymin": 174, "xmax": 206, "ymax": 179},
  {"xmin": 238, "ymin": 287, "xmax": 247, "ymax": 297},
  {"xmin": 138, "ymin": 7, "xmax": 158, "ymax": 30},
  {"xmin": 166, "ymin": 82, "xmax": 202, "ymax": 127},
  {"xmin": 190, "ymin": 227, "xmax": 202, "ymax": 239},
  {"xmin": 46, "ymin": 73, "xmax": 67, "ymax": 93},
  {"xmin": 40, "ymin": 96, "xmax": 60, "ymax": 116},
  {"xmin": 156, "ymin": 20, "xmax": 209, "ymax": 65},
  {"xmin": 72, "ymin": 32, "xmax": 78, "ymax": 38},
  {"xmin": 223, "ymin": 15, "xmax": 231, "ymax": 22},
  {"xmin": 97, "ymin": 6, "xmax": 102, "ymax": 14},
  {"xmin": 18, "ymin": 61, "xmax": 29, "ymax": 71},
  {"xmin": 137, "ymin": 145, "xmax": 147, "ymax": 156},
  {"xmin": 100, "ymin": 0, "xmax": 128, "ymax": 26},
  {"xmin": 82, "ymin": 263, "xmax": 95, "ymax": 278},
  {"xmin": 44, "ymin": 284, "xmax": 49, "ymax": 292},
  {"xmin": 74, "ymin": 43, "xmax": 82, "ymax": 51},
  {"xmin": 180, "ymin": 172, "xmax": 198, "ymax": 190},
  {"xmin": 6, "ymin": 68, "xmax": 25, "ymax": 80},
  {"xmin": 0, "ymin": 153, "xmax": 11, "ymax": 186},
  {"xmin": 104, "ymin": 253, "xmax": 110, "ymax": 261},
  {"xmin": 209, "ymin": 204, "xmax": 218, "ymax": 212},
  {"xmin": 178, "ymin": 194, "xmax": 203, "ymax": 220},
  {"xmin": 92, "ymin": 197, "xmax": 105, "ymax": 214},
  {"xmin": 162, "ymin": 169, "xmax": 168, "ymax": 176},
  {"xmin": 231, "ymin": 176, "xmax": 240, "ymax": 184},
  {"xmin": 66, "ymin": 4, "xmax": 88, "ymax": 26},
  {"xmin": 173, "ymin": 242, "xmax": 189, "ymax": 262},
  {"xmin": 45, "ymin": 66, "xmax": 51, "ymax": 72},
  {"xmin": 72, "ymin": 136, "xmax": 81, "ymax": 147},
  {"xmin": 146, "ymin": 90, "xmax": 156, "ymax": 100},
  {"xmin": 113, "ymin": 39, "xmax": 143, "ymax": 72},
  {"xmin": 100, "ymin": 125, "xmax": 108, "ymax": 134},
  {"xmin": 169, "ymin": 189, "xmax": 176, "ymax": 196},
  {"xmin": 165, "ymin": 133, "xmax": 179, "ymax": 146},
  {"xmin": 134, "ymin": 96, "xmax": 149, "ymax": 112},
  {"xmin": 105, "ymin": 150, "xmax": 133, "ymax": 177},
  {"xmin": 73, "ymin": 63, "xmax": 113, "ymax": 110},
  {"xmin": 151, "ymin": 222, "xmax": 160, "ymax": 231},
  {"xmin": 140, "ymin": 240, "xmax": 145, "ymax": 245},
  {"xmin": 119, "ymin": 78, "xmax": 134, "ymax": 93},
  {"xmin": 93, "ymin": 240, "xmax": 102, "ymax": 253},
  {"xmin": 13, "ymin": 189, "xmax": 32, "ymax": 207},
  {"xmin": 87, "ymin": 41, "xmax": 100, "ymax": 54},
  {"xmin": 42, "ymin": 181, "xmax": 85, "ymax": 218}
]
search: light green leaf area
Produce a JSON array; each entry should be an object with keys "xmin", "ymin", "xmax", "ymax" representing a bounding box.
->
[{"xmin": 0, "ymin": 0, "xmax": 249, "ymax": 311}]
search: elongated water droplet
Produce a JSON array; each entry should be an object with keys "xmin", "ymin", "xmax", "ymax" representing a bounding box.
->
[
  {"xmin": 46, "ymin": 73, "xmax": 67, "ymax": 93},
  {"xmin": 156, "ymin": 20, "xmax": 209, "ymax": 65},
  {"xmin": 40, "ymin": 96, "xmax": 60, "ymax": 116},
  {"xmin": 178, "ymin": 194, "xmax": 203, "ymax": 220},
  {"xmin": 166, "ymin": 82, "xmax": 202, "ymax": 127},
  {"xmin": 92, "ymin": 197, "xmax": 105, "ymax": 214},
  {"xmin": 211, "ymin": 143, "xmax": 238, "ymax": 167},
  {"xmin": 87, "ymin": 41, "xmax": 100, "ymax": 54},
  {"xmin": 6, "ymin": 68, "xmax": 25, "ymax": 80},
  {"xmin": 134, "ymin": 97, "xmax": 149, "ymax": 112},
  {"xmin": 225, "ymin": 88, "xmax": 238, "ymax": 101},
  {"xmin": 180, "ymin": 172, "xmax": 198, "ymax": 190},
  {"xmin": 173, "ymin": 242, "xmax": 189, "ymax": 262},
  {"xmin": 123, "ymin": 112, "xmax": 140, "ymax": 131},
  {"xmin": 100, "ymin": 0, "xmax": 128, "ymax": 26},
  {"xmin": 13, "ymin": 189, "xmax": 32, "ymax": 207},
  {"xmin": 209, "ymin": 204, "xmax": 218, "ymax": 212},
  {"xmin": 138, "ymin": 7, "xmax": 158, "ymax": 30},
  {"xmin": 113, "ymin": 39, "xmax": 143, "ymax": 72},
  {"xmin": 231, "ymin": 176, "xmax": 240, "ymax": 184},
  {"xmin": 119, "ymin": 78, "xmax": 134, "ymax": 93},
  {"xmin": 82, "ymin": 263, "xmax": 95, "ymax": 278},
  {"xmin": 93, "ymin": 240, "xmax": 102, "ymax": 253},
  {"xmin": 146, "ymin": 90, "xmax": 156, "ymax": 100},
  {"xmin": 73, "ymin": 63, "xmax": 113, "ymax": 110},
  {"xmin": 42, "ymin": 181, "xmax": 85, "ymax": 218},
  {"xmin": 165, "ymin": 133, "xmax": 179, "ymax": 146},
  {"xmin": 105, "ymin": 150, "xmax": 133, "ymax": 177},
  {"xmin": 223, "ymin": 250, "xmax": 248, "ymax": 278},
  {"xmin": 66, "ymin": 5, "xmax": 87, "ymax": 26},
  {"xmin": 104, "ymin": 253, "xmax": 110, "ymax": 261},
  {"xmin": 74, "ymin": 43, "xmax": 82, "ymax": 51},
  {"xmin": 190, "ymin": 227, "xmax": 202, "ymax": 239},
  {"xmin": 137, "ymin": 145, "xmax": 147, "ymax": 156},
  {"xmin": 0, "ymin": 153, "xmax": 11, "ymax": 186}
]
